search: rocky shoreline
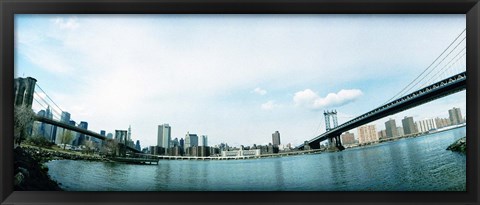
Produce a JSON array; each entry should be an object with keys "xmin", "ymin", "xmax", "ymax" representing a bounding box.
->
[
  {"xmin": 14, "ymin": 145, "xmax": 110, "ymax": 190},
  {"xmin": 446, "ymin": 137, "xmax": 466, "ymax": 154}
]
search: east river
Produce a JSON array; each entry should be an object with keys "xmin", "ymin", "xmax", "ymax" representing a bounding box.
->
[{"xmin": 46, "ymin": 127, "xmax": 466, "ymax": 191}]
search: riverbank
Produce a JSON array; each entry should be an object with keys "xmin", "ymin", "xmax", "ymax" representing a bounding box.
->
[
  {"xmin": 14, "ymin": 146, "xmax": 62, "ymax": 190},
  {"xmin": 446, "ymin": 137, "xmax": 466, "ymax": 154},
  {"xmin": 14, "ymin": 145, "xmax": 111, "ymax": 190}
]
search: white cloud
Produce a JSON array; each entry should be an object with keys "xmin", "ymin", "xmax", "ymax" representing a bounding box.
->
[
  {"xmin": 261, "ymin": 100, "xmax": 280, "ymax": 110},
  {"xmin": 294, "ymin": 89, "xmax": 363, "ymax": 110},
  {"xmin": 53, "ymin": 17, "xmax": 79, "ymax": 30},
  {"xmin": 252, "ymin": 87, "xmax": 267, "ymax": 95}
]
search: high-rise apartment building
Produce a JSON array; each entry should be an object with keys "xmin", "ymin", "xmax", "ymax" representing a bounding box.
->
[
  {"xmin": 435, "ymin": 117, "xmax": 451, "ymax": 128},
  {"xmin": 185, "ymin": 132, "xmax": 199, "ymax": 150},
  {"xmin": 340, "ymin": 132, "xmax": 355, "ymax": 145},
  {"xmin": 449, "ymin": 107, "xmax": 463, "ymax": 125},
  {"xmin": 157, "ymin": 124, "xmax": 171, "ymax": 150},
  {"xmin": 416, "ymin": 118, "xmax": 437, "ymax": 132},
  {"xmin": 385, "ymin": 119, "xmax": 399, "ymax": 138},
  {"xmin": 357, "ymin": 124, "xmax": 378, "ymax": 144},
  {"xmin": 272, "ymin": 131, "xmax": 281, "ymax": 146},
  {"xmin": 402, "ymin": 116, "xmax": 417, "ymax": 135}
]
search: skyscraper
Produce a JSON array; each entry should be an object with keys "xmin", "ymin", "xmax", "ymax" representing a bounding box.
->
[
  {"xmin": 201, "ymin": 135, "xmax": 208, "ymax": 147},
  {"xmin": 55, "ymin": 111, "xmax": 71, "ymax": 144},
  {"xmin": 272, "ymin": 131, "xmax": 281, "ymax": 146},
  {"xmin": 74, "ymin": 121, "xmax": 88, "ymax": 146},
  {"xmin": 185, "ymin": 132, "xmax": 198, "ymax": 150},
  {"xmin": 385, "ymin": 119, "xmax": 399, "ymax": 138},
  {"xmin": 157, "ymin": 124, "xmax": 171, "ymax": 149},
  {"xmin": 357, "ymin": 124, "xmax": 378, "ymax": 144},
  {"xmin": 179, "ymin": 138, "xmax": 184, "ymax": 149},
  {"xmin": 402, "ymin": 116, "xmax": 417, "ymax": 135},
  {"xmin": 100, "ymin": 130, "xmax": 106, "ymax": 136},
  {"xmin": 135, "ymin": 140, "xmax": 141, "ymax": 151},
  {"xmin": 128, "ymin": 125, "xmax": 132, "ymax": 142},
  {"xmin": 449, "ymin": 107, "xmax": 463, "ymax": 125}
]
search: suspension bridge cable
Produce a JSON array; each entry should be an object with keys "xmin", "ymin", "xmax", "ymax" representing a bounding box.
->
[
  {"xmin": 398, "ymin": 36, "xmax": 466, "ymax": 97},
  {"xmin": 382, "ymin": 28, "xmax": 466, "ymax": 105},
  {"xmin": 33, "ymin": 91, "xmax": 63, "ymax": 120},
  {"xmin": 421, "ymin": 47, "xmax": 466, "ymax": 87},
  {"xmin": 35, "ymin": 84, "xmax": 64, "ymax": 113}
]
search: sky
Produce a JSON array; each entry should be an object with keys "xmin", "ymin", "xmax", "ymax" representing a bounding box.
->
[{"xmin": 14, "ymin": 14, "xmax": 466, "ymax": 148}]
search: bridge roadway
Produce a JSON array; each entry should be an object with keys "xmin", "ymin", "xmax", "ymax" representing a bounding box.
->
[
  {"xmin": 298, "ymin": 72, "xmax": 466, "ymax": 150},
  {"xmin": 34, "ymin": 116, "xmax": 142, "ymax": 153}
]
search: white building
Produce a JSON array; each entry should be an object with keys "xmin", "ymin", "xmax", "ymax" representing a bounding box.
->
[
  {"xmin": 416, "ymin": 118, "xmax": 437, "ymax": 133},
  {"xmin": 157, "ymin": 124, "xmax": 171, "ymax": 149},
  {"xmin": 221, "ymin": 149, "xmax": 261, "ymax": 157}
]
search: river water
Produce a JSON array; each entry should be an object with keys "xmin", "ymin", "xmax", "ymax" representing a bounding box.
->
[{"xmin": 46, "ymin": 127, "xmax": 466, "ymax": 191}]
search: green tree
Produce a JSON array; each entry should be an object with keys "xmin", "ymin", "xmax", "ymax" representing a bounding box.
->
[
  {"xmin": 60, "ymin": 130, "xmax": 74, "ymax": 150},
  {"xmin": 14, "ymin": 105, "xmax": 35, "ymax": 147}
]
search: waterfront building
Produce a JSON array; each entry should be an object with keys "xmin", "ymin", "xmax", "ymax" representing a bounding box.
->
[
  {"xmin": 402, "ymin": 116, "xmax": 417, "ymax": 135},
  {"xmin": 416, "ymin": 118, "xmax": 437, "ymax": 133},
  {"xmin": 14, "ymin": 77, "xmax": 37, "ymax": 108},
  {"xmin": 449, "ymin": 107, "xmax": 463, "ymax": 125},
  {"xmin": 272, "ymin": 131, "xmax": 281, "ymax": 146},
  {"xmin": 357, "ymin": 124, "xmax": 378, "ymax": 144},
  {"xmin": 184, "ymin": 132, "xmax": 199, "ymax": 150},
  {"xmin": 340, "ymin": 132, "xmax": 355, "ymax": 145},
  {"xmin": 377, "ymin": 130, "xmax": 387, "ymax": 139},
  {"xmin": 397, "ymin": 127, "xmax": 404, "ymax": 137},
  {"xmin": 221, "ymin": 148, "xmax": 261, "ymax": 157},
  {"xmin": 435, "ymin": 117, "xmax": 451, "ymax": 128},
  {"xmin": 157, "ymin": 124, "xmax": 171, "ymax": 153},
  {"xmin": 179, "ymin": 138, "xmax": 184, "ymax": 149},
  {"xmin": 201, "ymin": 135, "xmax": 208, "ymax": 147},
  {"xmin": 385, "ymin": 119, "xmax": 399, "ymax": 138}
]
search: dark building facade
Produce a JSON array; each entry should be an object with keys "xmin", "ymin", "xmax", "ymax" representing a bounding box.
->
[
  {"xmin": 385, "ymin": 119, "xmax": 399, "ymax": 138},
  {"xmin": 272, "ymin": 131, "xmax": 281, "ymax": 146},
  {"xmin": 402, "ymin": 116, "xmax": 417, "ymax": 135},
  {"xmin": 449, "ymin": 107, "xmax": 463, "ymax": 125}
]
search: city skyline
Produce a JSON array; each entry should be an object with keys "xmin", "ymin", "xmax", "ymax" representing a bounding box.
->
[{"xmin": 14, "ymin": 14, "xmax": 466, "ymax": 147}]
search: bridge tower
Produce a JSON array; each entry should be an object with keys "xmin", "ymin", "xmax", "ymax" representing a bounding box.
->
[{"xmin": 324, "ymin": 110, "xmax": 343, "ymax": 150}]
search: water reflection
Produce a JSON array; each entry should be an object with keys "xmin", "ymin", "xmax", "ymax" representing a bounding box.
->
[{"xmin": 46, "ymin": 127, "xmax": 467, "ymax": 191}]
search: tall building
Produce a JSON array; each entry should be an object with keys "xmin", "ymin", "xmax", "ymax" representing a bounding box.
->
[
  {"xmin": 201, "ymin": 135, "xmax": 208, "ymax": 147},
  {"xmin": 340, "ymin": 132, "xmax": 355, "ymax": 145},
  {"xmin": 100, "ymin": 130, "xmax": 106, "ymax": 136},
  {"xmin": 157, "ymin": 124, "xmax": 171, "ymax": 150},
  {"xmin": 272, "ymin": 131, "xmax": 281, "ymax": 146},
  {"xmin": 435, "ymin": 117, "xmax": 451, "ymax": 128},
  {"xmin": 127, "ymin": 125, "xmax": 132, "ymax": 142},
  {"xmin": 73, "ymin": 121, "xmax": 88, "ymax": 146},
  {"xmin": 385, "ymin": 119, "xmax": 399, "ymax": 138},
  {"xmin": 397, "ymin": 127, "xmax": 404, "ymax": 137},
  {"xmin": 14, "ymin": 77, "xmax": 37, "ymax": 108},
  {"xmin": 55, "ymin": 111, "xmax": 71, "ymax": 144},
  {"xmin": 43, "ymin": 106, "xmax": 57, "ymax": 142},
  {"xmin": 179, "ymin": 138, "xmax": 184, "ymax": 149},
  {"xmin": 106, "ymin": 133, "xmax": 113, "ymax": 139},
  {"xmin": 402, "ymin": 116, "xmax": 417, "ymax": 135},
  {"xmin": 357, "ymin": 124, "xmax": 378, "ymax": 144},
  {"xmin": 135, "ymin": 140, "xmax": 141, "ymax": 151},
  {"xmin": 416, "ymin": 118, "xmax": 437, "ymax": 132},
  {"xmin": 184, "ymin": 132, "xmax": 199, "ymax": 150},
  {"xmin": 449, "ymin": 107, "xmax": 463, "ymax": 125}
]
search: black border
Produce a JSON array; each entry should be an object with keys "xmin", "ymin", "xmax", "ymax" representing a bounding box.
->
[{"xmin": 1, "ymin": 0, "xmax": 479, "ymax": 204}]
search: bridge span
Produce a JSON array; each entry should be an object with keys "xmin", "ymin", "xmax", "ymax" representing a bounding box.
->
[{"xmin": 298, "ymin": 71, "xmax": 466, "ymax": 150}]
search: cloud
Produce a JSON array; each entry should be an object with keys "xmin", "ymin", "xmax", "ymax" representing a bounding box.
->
[
  {"xmin": 293, "ymin": 89, "xmax": 363, "ymax": 110},
  {"xmin": 53, "ymin": 17, "xmax": 79, "ymax": 30},
  {"xmin": 261, "ymin": 100, "xmax": 280, "ymax": 110},
  {"xmin": 252, "ymin": 87, "xmax": 267, "ymax": 95}
]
